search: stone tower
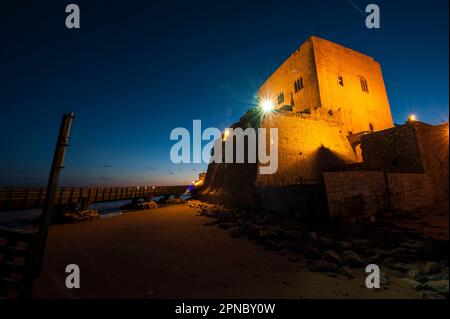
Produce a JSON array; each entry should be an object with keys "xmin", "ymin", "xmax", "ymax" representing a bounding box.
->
[
  {"xmin": 258, "ymin": 36, "xmax": 393, "ymax": 134},
  {"xmin": 200, "ymin": 36, "xmax": 396, "ymax": 213}
]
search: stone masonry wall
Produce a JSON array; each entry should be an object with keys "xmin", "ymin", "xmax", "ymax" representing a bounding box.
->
[
  {"xmin": 324, "ymin": 171, "xmax": 434, "ymax": 220},
  {"xmin": 414, "ymin": 122, "xmax": 449, "ymax": 201},
  {"xmin": 312, "ymin": 36, "xmax": 393, "ymax": 134},
  {"xmin": 256, "ymin": 111, "xmax": 358, "ymax": 187},
  {"xmin": 323, "ymin": 171, "xmax": 386, "ymax": 220},
  {"xmin": 361, "ymin": 121, "xmax": 449, "ymax": 201},
  {"xmin": 361, "ymin": 123, "xmax": 424, "ymax": 173},
  {"xmin": 388, "ymin": 173, "xmax": 434, "ymax": 212}
]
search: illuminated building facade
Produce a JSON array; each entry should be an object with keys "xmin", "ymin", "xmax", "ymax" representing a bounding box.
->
[
  {"xmin": 258, "ymin": 36, "xmax": 394, "ymax": 135},
  {"xmin": 199, "ymin": 36, "xmax": 446, "ymax": 215}
]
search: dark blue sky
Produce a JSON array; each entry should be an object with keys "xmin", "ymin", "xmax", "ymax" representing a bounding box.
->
[{"xmin": 0, "ymin": 0, "xmax": 448, "ymax": 186}]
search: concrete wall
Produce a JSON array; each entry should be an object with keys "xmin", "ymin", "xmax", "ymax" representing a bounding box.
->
[
  {"xmin": 324, "ymin": 171, "xmax": 435, "ymax": 220},
  {"xmin": 256, "ymin": 111, "xmax": 358, "ymax": 187}
]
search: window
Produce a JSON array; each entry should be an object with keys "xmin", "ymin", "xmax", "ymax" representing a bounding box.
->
[
  {"xmin": 338, "ymin": 75, "xmax": 344, "ymax": 86},
  {"xmin": 277, "ymin": 92, "xmax": 284, "ymax": 105},
  {"xmin": 360, "ymin": 76, "xmax": 369, "ymax": 92},
  {"xmin": 294, "ymin": 77, "xmax": 303, "ymax": 93}
]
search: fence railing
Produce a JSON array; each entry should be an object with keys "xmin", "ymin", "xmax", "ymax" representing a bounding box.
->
[{"xmin": 0, "ymin": 186, "xmax": 188, "ymax": 211}]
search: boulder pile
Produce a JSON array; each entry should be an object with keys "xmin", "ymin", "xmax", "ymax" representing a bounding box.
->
[{"xmin": 185, "ymin": 199, "xmax": 449, "ymax": 299}]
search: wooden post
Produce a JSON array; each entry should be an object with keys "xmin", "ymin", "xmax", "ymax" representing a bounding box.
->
[{"xmin": 36, "ymin": 112, "xmax": 74, "ymax": 276}]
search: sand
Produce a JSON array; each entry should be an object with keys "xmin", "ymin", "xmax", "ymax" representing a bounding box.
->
[{"xmin": 33, "ymin": 204, "xmax": 420, "ymax": 299}]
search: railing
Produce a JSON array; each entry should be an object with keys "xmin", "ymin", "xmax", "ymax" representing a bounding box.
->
[
  {"xmin": 0, "ymin": 186, "xmax": 189, "ymax": 211},
  {"xmin": 0, "ymin": 226, "xmax": 41, "ymax": 299}
]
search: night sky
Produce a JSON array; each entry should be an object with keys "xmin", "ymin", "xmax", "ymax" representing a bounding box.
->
[{"xmin": 0, "ymin": 0, "xmax": 448, "ymax": 186}]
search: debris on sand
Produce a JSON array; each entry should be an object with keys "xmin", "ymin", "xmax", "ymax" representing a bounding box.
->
[
  {"xmin": 63, "ymin": 209, "xmax": 100, "ymax": 223},
  {"xmin": 122, "ymin": 199, "xmax": 158, "ymax": 210}
]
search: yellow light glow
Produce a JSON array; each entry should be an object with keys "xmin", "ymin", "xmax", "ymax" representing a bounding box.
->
[
  {"xmin": 261, "ymin": 99, "xmax": 274, "ymax": 113},
  {"xmin": 194, "ymin": 180, "xmax": 204, "ymax": 186},
  {"xmin": 223, "ymin": 129, "xmax": 230, "ymax": 141},
  {"xmin": 408, "ymin": 114, "xmax": 417, "ymax": 121}
]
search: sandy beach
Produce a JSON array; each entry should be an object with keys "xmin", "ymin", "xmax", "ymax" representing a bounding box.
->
[{"xmin": 33, "ymin": 204, "xmax": 420, "ymax": 299}]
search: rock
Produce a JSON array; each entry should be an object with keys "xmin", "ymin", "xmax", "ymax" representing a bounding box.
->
[
  {"xmin": 134, "ymin": 200, "xmax": 158, "ymax": 209},
  {"xmin": 407, "ymin": 269, "xmax": 427, "ymax": 283},
  {"xmin": 382, "ymin": 259, "xmax": 411, "ymax": 273},
  {"xmin": 422, "ymin": 291, "xmax": 446, "ymax": 299},
  {"xmin": 307, "ymin": 232, "xmax": 320, "ymax": 243},
  {"xmin": 300, "ymin": 244, "xmax": 322, "ymax": 260},
  {"xmin": 342, "ymin": 250, "xmax": 364, "ymax": 267},
  {"xmin": 309, "ymin": 260, "xmax": 338, "ymax": 272},
  {"xmin": 216, "ymin": 212, "xmax": 232, "ymax": 222},
  {"xmin": 291, "ymin": 241, "xmax": 304, "ymax": 253},
  {"xmin": 284, "ymin": 230, "xmax": 303, "ymax": 241},
  {"xmin": 323, "ymin": 250, "xmax": 343, "ymax": 265},
  {"xmin": 238, "ymin": 223, "xmax": 250, "ymax": 235},
  {"xmin": 319, "ymin": 237, "xmax": 336, "ymax": 250},
  {"xmin": 246, "ymin": 225, "xmax": 264, "ymax": 240},
  {"xmin": 353, "ymin": 239, "xmax": 371, "ymax": 246},
  {"xmin": 371, "ymin": 250, "xmax": 392, "ymax": 263},
  {"xmin": 259, "ymin": 229, "xmax": 280, "ymax": 241},
  {"xmin": 422, "ymin": 280, "xmax": 449, "ymax": 295},
  {"xmin": 423, "ymin": 262, "xmax": 443, "ymax": 275},
  {"xmin": 165, "ymin": 198, "xmax": 184, "ymax": 204},
  {"xmin": 286, "ymin": 254, "xmax": 302, "ymax": 263},
  {"xmin": 399, "ymin": 241, "xmax": 425, "ymax": 250},
  {"xmin": 380, "ymin": 272, "xmax": 390, "ymax": 285},
  {"xmin": 389, "ymin": 247, "xmax": 417, "ymax": 263},
  {"xmin": 227, "ymin": 227, "xmax": 240, "ymax": 238},
  {"xmin": 426, "ymin": 273, "xmax": 449, "ymax": 281},
  {"xmin": 63, "ymin": 209, "xmax": 100, "ymax": 223},
  {"xmin": 264, "ymin": 240, "xmax": 286, "ymax": 251},
  {"xmin": 402, "ymin": 278, "xmax": 421, "ymax": 289},
  {"xmin": 336, "ymin": 241, "xmax": 353, "ymax": 251},
  {"xmin": 218, "ymin": 222, "xmax": 235, "ymax": 230},
  {"xmin": 338, "ymin": 266, "xmax": 354, "ymax": 279}
]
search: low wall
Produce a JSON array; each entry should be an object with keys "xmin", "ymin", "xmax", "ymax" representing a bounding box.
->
[
  {"xmin": 323, "ymin": 171, "xmax": 386, "ymax": 219},
  {"xmin": 388, "ymin": 173, "xmax": 434, "ymax": 211},
  {"xmin": 324, "ymin": 171, "xmax": 434, "ymax": 220},
  {"xmin": 257, "ymin": 184, "xmax": 328, "ymax": 219}
]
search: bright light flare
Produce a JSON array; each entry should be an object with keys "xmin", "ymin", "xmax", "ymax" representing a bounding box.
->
[
  {"xmin": 408, "ymin": 114, "xmax": 417, "ymax": 122},
  {"xmin": 260, "ymin": 99, "xmax": 274, "ymax": 113}
]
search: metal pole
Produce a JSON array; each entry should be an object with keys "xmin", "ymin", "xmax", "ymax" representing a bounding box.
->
[{"xmin": 35, "ymin": 112, "xmax": 74, "ymax": 276}]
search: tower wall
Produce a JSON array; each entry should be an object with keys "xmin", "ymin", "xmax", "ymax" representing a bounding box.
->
[
  {"xmin": 258, "ymin": 38, "xmax": 321, "ymax": 112},
  {"xmin": 256, "ymin": 110, "xmax": 358, "ymax": 187},
  {"xmin": 257, "ymin": 36, "xmax": 394, "ymax": 134},
  {"xmin": 312, "ymin": 36, "xmax": 393, "ymax": 134}
]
